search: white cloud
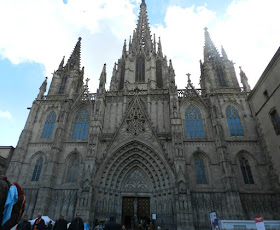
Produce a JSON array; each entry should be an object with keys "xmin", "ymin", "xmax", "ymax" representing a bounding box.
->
[
  {"xmin": 0, "ymin": 0, "xmax": 279, "ymax": 91},
  {"xmin": 0, "ymin": 110, "xmax": 12, "ymax": 119}
]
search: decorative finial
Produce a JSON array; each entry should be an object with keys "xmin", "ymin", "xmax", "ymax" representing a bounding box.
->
[
  {"xmin": 85, "ymin": 78, "xmax": 90, "ymax": 87},
  {"xmin": 186, "ymin": 73, "xmax": 191, "ymax": 83},
  {"xmin": 78, "ymin": 37, "xmax": 82, "ymax": 41}
]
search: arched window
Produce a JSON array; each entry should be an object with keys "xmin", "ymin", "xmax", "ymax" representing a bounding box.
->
[
  {"xmin": 195, "ymin": 157, "xmax": 207, "ymax": 184},
  {"xmin": 156, "ymin": 59, "xmax": 163, "ymax": 88},
  {"xmin": 31, "ymin": 157, "xmax": 43, "ymax": 181},
  {"xmin": 239, "ymin": 157, "xmax": 254, "ymax": 184},
  {"xmin": 185, "ymin": 105, "xmax": 205, "ymax": 138},
  {"xmin": 41, "ymin": 111, "xmax": 56, "ymax": 139},
  {"xmin": 216, "ymin": 65, "xmax": 227, "ymax": 87},
  {"xmin": 68, "ymin": 157, "xmax": 79, "ymax": 182},
  {"xmin": 58, "ymin": 75, "xmax": 68, "ymax": 94},
  {"xmin": 135, "ymin": 56, "xmax": 145, "ymax": 82},
  {"xmin": 119, "ymin": 62, "xmax": 125, "ymax": 90},
  {"xmin": 72, "ymin": 110, "xmax": 89, "ymax": 139},
  {"xmin": 226, "ymin": 105, "xmax": 244, "ymax": 136}
]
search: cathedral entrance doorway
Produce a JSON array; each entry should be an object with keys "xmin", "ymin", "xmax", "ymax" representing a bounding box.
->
[{"xmin": 122, "ymin": 196, "xmax": 150, "ymax": 230}]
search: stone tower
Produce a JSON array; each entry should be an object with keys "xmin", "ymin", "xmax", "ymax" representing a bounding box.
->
[{"xmin": 7, "ymin": 1, "xmax": 280, "ymax": 230}]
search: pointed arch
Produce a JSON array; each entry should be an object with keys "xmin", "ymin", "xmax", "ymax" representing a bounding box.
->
[
  {"xmin": 58, "ymin": 74, "xmax": 68, "ymax": 94},
  {"xmin": 31, "ymin": 157, "xmax": 43, "ymax": 181},
  {"xmin": 185, "ymin": 105, "xmax": 205, "ymax": 138},
  {"xmin": 65, "ymin": 152, "xmax": 81, "ymax": 183},
  {"xmin": 72, "ymin": 110, "xmax": 89, "ymax": 139},
  {"xmin": 156, "ymin": 59, "xmax": 163, "ymax": 88},
  {"xmin": 41, "ymin": 111, "xmax": 56, "ymax": 139},
  {"xmin": 216, "ymin": 64, "xmax": 227, "ymax": 87},
  {"xmin": 195, "ymin": 156, "xmax": 207, "ymax": 184},
  {"xmin": 98, "ymin": 140, "xmax": 174, "ymax": 192},
  {"xmin": 239, "ymin": 157, "xmax": 254, "ymax": 184},
  {"xmin": 226, "ymin": 105, "xmax": 244, "ymax": 136},
  {"xmin": 135, "ymin": 55, "xmax": 145, "ymax": 82},
  {"xmin": 68, "ymin": 157, "xmax": 79, "ymax": 182},
  {"xmin": 119, "ymin": 61, "xmax": 125, "ymax": 90}
]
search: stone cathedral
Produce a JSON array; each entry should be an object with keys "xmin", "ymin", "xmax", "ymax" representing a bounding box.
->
[{"xmin": 6, "ymin": 1, "xmax": 280, "ymax": 230}]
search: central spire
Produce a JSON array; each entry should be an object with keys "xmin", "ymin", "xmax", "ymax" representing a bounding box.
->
[{"xmin": 131, "ymin": 0, "xmax": 153, "ymax": 53}]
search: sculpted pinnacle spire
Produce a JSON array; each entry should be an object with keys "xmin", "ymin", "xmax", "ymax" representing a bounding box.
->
[
  {"xmin": 66, "ymin": 37, "xmax": 82, "ymax": 70},
  {"xmin": 131, "ymin": 0, "xmax": 153, "ymax": 53},
  {"xmin": 204, "ymin": 27, "xmax": 219, "ymax": 61}
]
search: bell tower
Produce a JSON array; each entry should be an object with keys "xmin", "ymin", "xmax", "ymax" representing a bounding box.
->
[
  {"xmin": 109, "ymin": 0, "xmax": 172, "ymax": 92},
  {"xmin": 48, "ymin": 37, "xmax": 84, "ymax": 99},
  {"xmin": 200, "ymin": 28, "xmax": 240, "ymax": 92}
]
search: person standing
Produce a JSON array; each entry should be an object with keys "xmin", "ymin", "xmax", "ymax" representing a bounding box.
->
[
  {"xmin": 0, "ymin": 174, "xmax": 11, "ymax": 228},
  {"xmin": 17, "ymin": 215, "xmax": 31, "ymax": 230},
  {"xmin": 46, "ymin": 221, "xmax": 53, "ymax": 230},
  {"xmin": 68, "ymin": 213, "xmax": 84, "ymax": 230},
  {"xmin": 104, "ymin": 217, "xmax": 120, "ymax": 230},
  {"xmin": 53, "ymin": 215, "xmax": 67, "ymax": 230},
  {"xmin": 32, "ymin": 213, "xmax": 46, "ymax": 230}
]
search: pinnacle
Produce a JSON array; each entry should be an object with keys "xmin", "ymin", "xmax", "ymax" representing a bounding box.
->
[{"xmin": 66, "ymin": 37, "xmax": 82, "ymax": 70}]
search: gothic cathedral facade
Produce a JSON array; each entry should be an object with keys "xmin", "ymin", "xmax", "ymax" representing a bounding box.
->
[{"xmin": 6, "ymin": 1, "xmax": 280, "ymax": 230}]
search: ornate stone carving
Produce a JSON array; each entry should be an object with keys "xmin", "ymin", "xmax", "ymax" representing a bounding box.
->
[
  {"xmin": 124, "ymin": 169, "xmax": 148, "ymax": 191},
  {"xmin": 126, "ymin": 104, "xmax": 145, "ymax": 135}
]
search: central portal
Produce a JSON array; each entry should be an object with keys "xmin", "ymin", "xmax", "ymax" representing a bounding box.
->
[{"xmin": 122, "ymin": 197, "xmax": 150, "ymax": 229}]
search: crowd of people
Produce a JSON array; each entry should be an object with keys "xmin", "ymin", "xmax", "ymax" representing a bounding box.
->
[
  {"xmin": 15, "ymin": 214, "xmax": 162, "ymax": 230},
  {"xmin": 1, "ymin": 173, "xmax": 163, "ymax": 230}
]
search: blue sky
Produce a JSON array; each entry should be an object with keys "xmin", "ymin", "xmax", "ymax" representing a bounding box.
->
[{"xmin": 0, "ymin": 0, "xmax": 279, "ymax": 146}]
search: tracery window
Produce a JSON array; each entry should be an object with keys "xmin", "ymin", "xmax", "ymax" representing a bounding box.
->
[
  {"xmin": 31, "ymin": 157, "xmax": 43, "ymax": 181},
  {"xmin": 58, "ymin": 75, "xmax": 68, "ymax": 94},
  {"xmin": 156, "ymin": 59, "xmax": 163, "ymax": 88},
  {"xmin": 226, "ymin": 105, "xmax": 244, "ymax": 136},
  {"xmin": 135, "ymin": 56, "xmax": 145, "ymax": 82},
  {"xmin": 239, "ymin": 157, "xmax": 254, "ymax": 184},
  {"xmin": 68, "ymin": 157, "xmax": 79, "ymax": 183},
  {"xmin": 72, "ymin": 110, "xmax": 89, "ymax": 139},
  {"xmin": 119, "ymin": 62, "xmax": 125, "ymax": 90},
  {"xmin": 185, "ymin": 105, "xmax": 205, "ymax": 138},
  {"xmin": 41, "ymin": 111, "xmax": 56, "ymax": 139},
  {"xmin": 216, "ymin": 65, "xmax": 227, "ymax": 87},
  {"xmin": 195, "ymin": 157, "xmax": 207, "ymax": 184}
]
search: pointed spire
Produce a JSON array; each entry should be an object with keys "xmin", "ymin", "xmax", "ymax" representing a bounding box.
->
[
  {"xmin": 204, "ymin": 27, "xmax": 219, "ymax": 61},
  {"xmin": 66, "ymin": 37, "xmax": 82, "ymax": 70},
  {"xmin": 221, "ymin": 46, "xmax": 228, "ymax": 60},
  {"xmin": 122, "ymin": 39, "xmax": 127, "ymax": 57},
  {"xmin": 239, "ymin": 66, "xmax": 251, "ymax": 91},
  {"xmin": 129, "ymin": 35, "xmax": 132, "ymax": 53},
  {"xmin": 132, "ymin": 0, "xmax": 153, "ymax": 53},
  {"xmin": 153, "ymin": 34, "xmax": 156, "ymax": 53},
  {"xmin": 157, "ymin": 37, "xmax": 163, "ymax": 57},
  {"xmin": 37, "ymin": 77, "xmax": 48, "ymax": 99},
  {"xmin": 58, "ymin": 56, "xmax": 65, "ymax": 70},
  {"xmin": 99, "ymin": 63, "xmax": 106, "ymax": 89}
]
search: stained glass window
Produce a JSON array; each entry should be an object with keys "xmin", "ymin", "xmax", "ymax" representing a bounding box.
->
[
  {"xmin": 216, "ymin": 65, "xmax": 227, "ymax": 87},
  {"xmin": 240, "ymin": 157, "xmax": 254, "ymax": 184},
  {"xmin": 185, "ymin": 105, "xmax": 205, "ymax": 138},
  {"xmin": 119, "ymin": 62, "xmax": 125, "ymax": 90},
  {"xmin": 226, "ymin": 105, "xmax": 244, "ymax": 136},
  {"xmin": 41, "ymin": 111, "xmax": 56, "ymax": 139},
  {"xmin": 195, "ymin": 157, "xmax": 207, "ymax": 184},
  {"xmin": 135, "ymin": 56, "xmax": 145, "ymax": 82},
  {"xmin": 58, "ymin": 75, "xmax": 68, "ymax": 94},
  {"xmin": 72, "ymin": 110, "xmax": 89, "ymax": 139},
  {"xmin": 68, "ymin": 157, "xmax": 79, "ymax": 182},
  {"xmin": 32, "ymin": 157, "xmax": 43, "ymax": 181},
  {"xmin": 156, "ymin": 59, "xmax": 163, "ymax": 88}
]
